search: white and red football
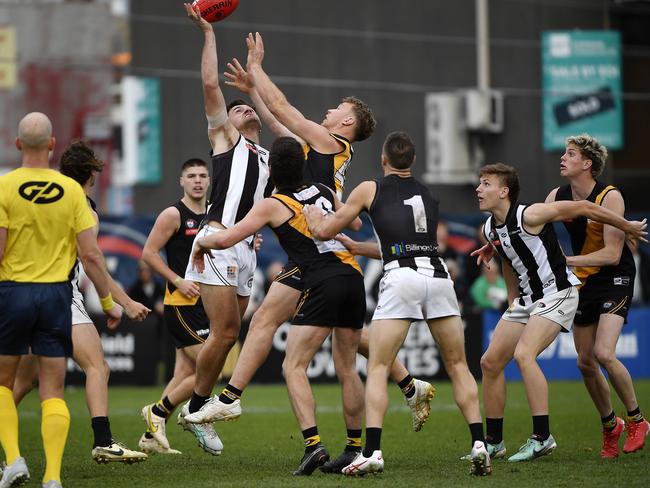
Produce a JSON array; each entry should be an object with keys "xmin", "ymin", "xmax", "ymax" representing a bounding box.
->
[{"xmin": 192, "ymin": 0, "xmax": 240, "ymax": 23}]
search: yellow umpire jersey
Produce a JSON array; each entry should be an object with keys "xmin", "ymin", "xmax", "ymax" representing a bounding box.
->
[{"xmin": 0, "ymin": 167, "xmax": 96, "ymax": 283}]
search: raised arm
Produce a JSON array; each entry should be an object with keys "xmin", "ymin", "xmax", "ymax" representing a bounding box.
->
[
  {"xmin": 523, "ymin": 200, "xmax": 647, "ymax": 245},
  {"xmin": 245, "ymin": 32, "xmax": 342, "ymax": 153},
  {"xmin": 304, "ymin": 181, "xmax": 375, "ymax": 240},
  {"xmin": 224, "ymin": 58, "xmax": 298, "ymax": 140},
  {"xmin": 185, "ymin": 3, "xmax": 239, "ymax": 154},
  {"xmin": 142, "ymin": 206, "xmax": 200, "ymax": 299}
]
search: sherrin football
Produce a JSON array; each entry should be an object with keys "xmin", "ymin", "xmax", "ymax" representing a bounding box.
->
[{"xmin": 192, "ymin": 0, "xmax": 240, "ymax": 23}]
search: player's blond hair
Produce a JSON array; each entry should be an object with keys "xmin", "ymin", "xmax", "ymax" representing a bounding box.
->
[{"xmin": 566, "ymin": 133, "xmax": 608, "ymax": 178}]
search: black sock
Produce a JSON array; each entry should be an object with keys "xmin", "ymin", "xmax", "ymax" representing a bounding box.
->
[
  {"xmin": 398, "ymin": 375, "xmax": 415, "ymax": 398},
  {"xmin": 152, "ymin": 397, "xmax": 172, "ymax": 418},
  {"xmin": 469, "ymin": 422, "xmax": 485, "ymax": 445},
  {"xmin": 162, "ymin": 396, "xmax": 175, "ymax": 412},
  {"xmin": 91, "ymin": 416, "xmax": 112, "ymax": 448},
  {"xmin": 532, "ymin": 415, "xmax": 550, "ymax": 441},
  {"xmin": 144, "ymin": 432, "xmax": 154, "ymax": 439},
  {"xmin": 486, "ymin": 417, "xmax": 504, "ymax": 444},
  {"xmin": 627, "ymin": 407, "xmax": 644, "ymax": 423},
  {"xmin": 218, "ymin": 384, "xmax": 242, "ymax": 405},
  {"xmin": 188, "ymin": 392, "xmax": 210, "ymax": 414},
  {"xmin": 363, "ymin": 427, "xmax": 382, "ymax": 457},
  {"xmin": 601, "ymin": 411, "xmax": 617, "ymax": 431},
  {"xmin": 302, "ymin": 426, "xmax": 320, "ymax": 453},
  {"xmin": 345, "ymin": 429, "xmax": 362, "ymax": 452}
]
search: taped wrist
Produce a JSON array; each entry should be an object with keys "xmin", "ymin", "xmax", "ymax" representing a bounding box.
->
[{"xmin": 207, "ymin": 109, "xmax": 228, "ymax": 129}]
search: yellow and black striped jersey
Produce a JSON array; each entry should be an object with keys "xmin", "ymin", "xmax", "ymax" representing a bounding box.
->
[
  {"xmin": 271, "ymin": 183, "xmax": 361, "ymax": 286},
  {"xmin": 303, "ymin": 133, "xmax": 352, "ymax": 199},
  {"xmin": 556, "ymin": 181, "xmax": 635, "ymax": 289}
]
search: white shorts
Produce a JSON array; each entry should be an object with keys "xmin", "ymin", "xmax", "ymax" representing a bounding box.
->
[
  {"xmin": 372, "ymin": 267, "xmax": 460, "ymax": 321},
  {"xmin": 502, "ymin": 286, "xmax": 578, "ymax": 332},
  {"xmin": 184, "ymin": 226, "xmax": 256, "ymax": 297},
  {"xmin": 71, "ymin": 280, "xmax": 92, "ymax": 326}
]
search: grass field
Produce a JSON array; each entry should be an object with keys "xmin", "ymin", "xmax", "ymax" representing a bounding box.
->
[{"xmin": 13, "ymin": 380, "xmax": 650, "ymax": 487}]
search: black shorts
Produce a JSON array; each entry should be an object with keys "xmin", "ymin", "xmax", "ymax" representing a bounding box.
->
[
  {"xmin": 273, "ymin": 259, "xmax": 304, "ymax": 291},
  {"xmin": 0, "ymin": 281, "xmax": 72, "ymax": 357},
  {"xmin": 574, "ymin": 280, "xmax": 634, "ymax": 326},
  {"xmin": 292, "ymin": 273, "xmax": 366, "ymax": 329},
  {"xmin": 163, "ymin": 302, "xmax": 210, "ymax": 348}
]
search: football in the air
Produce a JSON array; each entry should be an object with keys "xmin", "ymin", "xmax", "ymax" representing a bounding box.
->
[{"xmin": 192, "ymin": 0, "xmax": 240, "ymax": 23}]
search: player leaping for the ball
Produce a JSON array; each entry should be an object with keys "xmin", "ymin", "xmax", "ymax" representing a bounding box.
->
[
  {"xmin": 187, "ymin": 31, "xmax": 438, "ymax": 473},
  {"xmin": 178, "ymin": 3, "xmax": 291, "ymax": 451}
]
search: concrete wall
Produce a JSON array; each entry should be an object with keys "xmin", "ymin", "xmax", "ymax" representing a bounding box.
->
[
  {"xmin": 129, "ymin": 0, "xmax": 650, "ymax": 214},
  {"xmin": 0, "ymin": 1, "xmax": 113, "ymax": 169}
]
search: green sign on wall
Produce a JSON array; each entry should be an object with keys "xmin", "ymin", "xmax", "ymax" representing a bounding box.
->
[{"xmin": 542, "ymin": 31, "xmax": 623, "ymax": 150}]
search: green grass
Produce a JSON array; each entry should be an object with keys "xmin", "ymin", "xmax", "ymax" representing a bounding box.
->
[{"xmin": 14, "ymin": 380, "xmax": 650, "ymax": 487}]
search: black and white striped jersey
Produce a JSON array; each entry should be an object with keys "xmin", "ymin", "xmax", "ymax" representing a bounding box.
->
[
  {"xmin": 368, "ymin": 174, "xmax": 450, "ymax": 279},
  {"xmin": 483, "ymin": 203, "xmax": 580, "ymax": 306},
  {"xmin": 205, "ymin": 135, "xmax": 270, "ymax": 244}
]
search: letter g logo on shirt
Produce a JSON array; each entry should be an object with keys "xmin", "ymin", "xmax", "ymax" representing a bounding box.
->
[{"xmin": 18, "ymin": 181, "xmax": 65, "ymax": 204}]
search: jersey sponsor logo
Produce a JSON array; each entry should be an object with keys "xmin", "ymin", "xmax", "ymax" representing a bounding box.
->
[
  {"xmin": 508, "ymin": 228, "xmax": 522, "ymax": 236},
  {"xmin": 613, "ymin": 276, "xmax": 630, "ymax": 286},
  {"xmin": 603, "ymin": 300, "xmax": 615, "ymax": 310},
  {"xmin": 18, "ymin": 181, "xmax": 64, "ymax": 204},
  {"xmin": 185, "ymin": 218, "xmax": 199, "ymax": 236},
  {"xmin": 543, "ymin": 278, "xmax": 556, "ymax": 289},
  {"xmin": 489, "ymin": 230, "xmax": 501, "ymax": 247},
  {"xmin": 227, "ymin": 266, "xmax": 237, "ymax": 279},
  {"xmin": 390, "ymin": 242, "xmax": 436, "ymax": 256}
]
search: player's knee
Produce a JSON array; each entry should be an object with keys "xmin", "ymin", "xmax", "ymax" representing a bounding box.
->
[
  {"xmin": 512, "ymin": 345, "xmax": 535, "ymax": 367},
  {"xmin": 576, "ymin": 352, "xmax": 599, "ymax": 376},
  {"xmin": 593, "ymin": 347, "xmax": 617, "ymax": 370}
]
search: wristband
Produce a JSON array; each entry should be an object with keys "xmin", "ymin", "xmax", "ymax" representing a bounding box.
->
[
  {"xmin": 99, "ymin": 293, "xmax": 114, "ymax": 312},
  {"xmin": 174, "ymin": 276, "xmax": 183, "ymax": 286}
]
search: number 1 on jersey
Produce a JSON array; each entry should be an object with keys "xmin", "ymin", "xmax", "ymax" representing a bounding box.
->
[{"xmin": 403, "ymin": 195, "xmax": 427, "ymax": 233}]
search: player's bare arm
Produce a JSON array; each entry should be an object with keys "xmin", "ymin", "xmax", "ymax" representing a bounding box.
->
[
  {"xmin": 336, "ymin": 233, "xmax": 382, "ymax": 260},
  {"xmin": 522, "ymin": 200, "xmax": 647, "ymax": 244},
  {"xmin": 185, "ymin": 3, "xmax": 239, "ymax": 154},
  {"xmin": 76, "ymin": 228, "xmax": 122, "ymax": 328},
  {"xmin": 305, "ymin": 181, "xmax": 375, "ymax": 240},
  {"xmin": 191, "ymin": 198, "xmax": 290, "ymax": 272},
  {"xmin": 245, "ymin": 32, "xmax": 342, "ymax": 153},
  {"xmin": 565, "ymin": 190, "xmax": 627, "ymax": 268},
  {"xmin": 143, "ymin": 206, "xmax": 201, "ymax": 299},
  {"xmin": 83, "ymin": 207, "xmax": 150, "ymax": 323},
  {"xmin": 224, "ymin": 57, "xmax": 298, "ymax": 140}
]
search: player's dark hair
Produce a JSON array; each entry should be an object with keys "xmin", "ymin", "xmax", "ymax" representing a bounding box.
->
[
  {"xmin": 479, "ymin": 163, "xmax": 520, "ymax": 203},
  {"xmin": 382, "ymin": 131, "xmax": 415, "ymax": 170},
  {"xmin": 181, "ymin": 158, "xmax": 208, "ymax": 173},
  {"xmin": 59, "ymin": 140, "xmax": 104, "ymax": 186},
  {"xmin": 227, "ymin": 99, "xmax": 256, "ymax": 114},
  {"xmin": 269, "ymin": 137, "xmax": 305, "ymax": 190}
]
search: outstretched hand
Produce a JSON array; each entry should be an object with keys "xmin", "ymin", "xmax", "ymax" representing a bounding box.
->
[
  {"xmin": 626, "ymin": 218, "xmax": 648, "ymax": 246},
  {"xmin": 184, "ymin": 3, "xmax": 212, "ymax": 33},
  {"xmin": 224, "ymin": 58, "xmax": 252, "ymax": 94},
  {"xmin": 246, "ymin": 32, "xmax": 265, "ymax": 68},
  {"xmin": 124, "ymin": 300, "xmax": 150, "ymax": 322},
  {"xmin": 470, "ymin": 242, "xmax": 495, "ymax": 268}
]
